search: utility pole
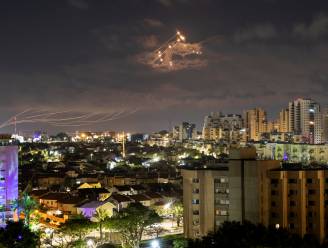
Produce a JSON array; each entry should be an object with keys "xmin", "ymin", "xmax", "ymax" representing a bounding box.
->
[{"xmin": 122, "ymin": 131, "xmax": 126, "ymax": 158}]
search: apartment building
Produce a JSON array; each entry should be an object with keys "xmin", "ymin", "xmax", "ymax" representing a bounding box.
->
[
  {"xmin": 268, "ymin": 165, "xmax": 328, "ymax": 243},
  {"xmin": 181, "ymin": 148, "xmax": 279, "ymax": 238}
]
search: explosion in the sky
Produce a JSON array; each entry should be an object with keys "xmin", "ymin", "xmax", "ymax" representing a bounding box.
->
[{"xmin": 140, "ymin": 31, "xmax": 207, "ymax": 71}]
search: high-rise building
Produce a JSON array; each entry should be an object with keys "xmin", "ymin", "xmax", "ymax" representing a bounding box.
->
[
  {"xmin": 181, "ymin": 148, "xmax": 280, "ymax": 239},
  {"xmin": 173, "ymin": 122, "xmax": 196, "ymax": 141},
  {"xmin": 267, "ymin": 120, "xmax": 280, "ymax": 133},
  {"xmin": 268, "ymin": 165, "xmax": 328, "ymax": 243},
  {"xmin": 244, "ymin": 108, "xmax": 267, "ymax": 141},
  {"xmin": 202, "ymin": 113, "xmax": 243, "ymax": 143},
  {"xmin": 279, "ymin": 108, "xmax": 290, "ymax": 133},
  {"xmin": 288, "ymin": 98, "xmax": 322, "ymax": 144},
  {"xmin": 0, "ymin": 146, "xmax": 18, "ymax": 226},
  {"xmin": 202, "ymin": 112, "xmax": 221, "ymax": 141},
  {"xmin": 322, "ymin": 108, "xmax": 328, "ymax": 143}
]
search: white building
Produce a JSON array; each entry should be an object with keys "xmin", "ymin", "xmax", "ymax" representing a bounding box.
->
[{"xmin": 288, "ymin": 98, "xmax": 322, "ymax": 144}]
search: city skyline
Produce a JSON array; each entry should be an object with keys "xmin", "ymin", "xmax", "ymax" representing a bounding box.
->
[{"xmin": 1, "ymin": 0, "xmax": 328, "ymax": 133}]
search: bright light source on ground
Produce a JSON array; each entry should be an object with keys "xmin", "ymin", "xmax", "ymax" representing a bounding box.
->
[
  {"xmin": 151, "ymin": 239, "xmax": 160, "ymax": 248},
  {"xmin": 164, "ymin": 202, "xmax": 172, "ymax": 210},
  {"xmin": 87, "ymin": 239, "xmax": 95, "ymax": 247}
]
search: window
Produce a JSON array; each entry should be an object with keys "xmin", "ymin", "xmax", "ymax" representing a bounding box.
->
[
  {"xmin": 192, "ymin": 199, "xmax": 199, "ymax": 204},
  {"xmin": 308, "ymin": 189, "xmax": 316, "ymax": 195},
  {"xmin": 288, "ymin": 179, "xmax": 297, "ymax": 184},
  {"xmin": 220, "ymin": 177, "xmax": 228, "ymax": 183},
  {"xmin": 308, "ymin": 201, "xmax": 315, "ymax": 206},
  {"xmin": 289, "ymin": 190, "xmax": 297, "ymax": 195},
  {"xmin": 271, "ymin": 190, "xmax": 277, "ymax": 196},
  {"xmin": 290, "ymin": 201, "xmax": 296, "ymax": 207},
  {"xmin": 308, "ymin": 211, "xmax": 313, "ymax": 217},
  {"xmin": 193, "ymin": 220, "xmax": 199, "ymax": 225},
  {"xmin": 289, "ymin": 223, "xmax": 295, "ymax": 229},
  {"xmin": 271, "ymin": 179, "xmax": 278, "ymax": 184},
  {"xmin": 325, "ymin": 178, "xmax": 328, "ymax": 184},
  {"xmin": 215, "ymin": 177, "xmax": 229, "ymax": 183},
  {"xmin": 271, "ymin": 201, "xmax": 276, "ymax": 207},
  {"xmin": 193, "ymin": 188, "xmax": 199, "ymax": 194},
  {"xmin": 219, "ymin": 199, "xmax": 229, "ymax": 205},
  {"xmin": 193, "ymin": 210, "xmax": 199, "ymax": 215},
  {"xmin": 216, "ymin": 210, "xmax": 228, "ymax": 216},
  {"xmin": 307, "ymin": 178, "xmax": 313, "ymax": 184},
  {"xmin": 192, "ymin": 178, "xmax": 199, "ymax": 183},
  {"xmin": 271, "ymin": 212, "xmax": 278, "ymax": 218},
  {"xmin": 289, "ymin": 212, "xmax": 295, "ymax": 218}
]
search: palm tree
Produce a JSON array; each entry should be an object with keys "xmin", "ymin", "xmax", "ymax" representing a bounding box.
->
[
  {"xmin": 19, "ymin": 192, "xmax": 38, "ymax": 227},
  {"xmin": 93, "ymin": 208, "xmax": 109, "ymax": 241}
]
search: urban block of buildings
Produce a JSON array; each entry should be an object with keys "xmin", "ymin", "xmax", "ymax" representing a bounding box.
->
[{"xmin": 182, "ymin": 147, "xmax": 328, "ymax": 243}]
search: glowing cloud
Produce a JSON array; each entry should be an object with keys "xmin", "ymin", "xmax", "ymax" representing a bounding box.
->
[{"xmin": 139, "ymin": 31, "xmax": 207, "ymax": 71}]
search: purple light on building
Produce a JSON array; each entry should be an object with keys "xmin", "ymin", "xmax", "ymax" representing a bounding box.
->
[
  {"xmin": 283, "ymin": 152, "xmax": 288, "ymax": 161},
  {"xmin": 0, "ymin": 146, "xmax": 18, "ymax": 226}
]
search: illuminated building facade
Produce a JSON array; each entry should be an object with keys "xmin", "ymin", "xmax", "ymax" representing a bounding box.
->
[
  {"xmin": 202, "ymin": 113, "xmax": 243, "ymax": 143},
  {"xmin": 244, "ymin": 108, "xmax": 267, "ymax": 141},
  {"xmin": 288, "ymin": 98, "xmax": 322, "ymax": 144},
  {"xmin": 279, "ymin": 108, "xmax": 290, "ymax": 133},
  {"xmin": 268, "ymin": 166, "xmax": 328, "ymax": 243},
  {"xmin": 0, "ymin": 146, "xmax": 18, "ymax": 226},
  {"xmin": 181, "ymin": 148, "xmax": 280, "ymax": 239},
  {"xmin": 173, "ymin": 122, "xmax": 197, "ymax": 141}
]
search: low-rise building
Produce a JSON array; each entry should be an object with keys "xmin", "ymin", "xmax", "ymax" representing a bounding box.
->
[{"xmin": 77, "ymin": 201, "xmax": 116, "ymax": 219}]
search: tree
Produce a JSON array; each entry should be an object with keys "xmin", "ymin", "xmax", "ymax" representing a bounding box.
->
[
  {"xmin": 0, "ymin": 221, "xmax": 39, "ymax": 248},
  {"xmin": 93, "ymin": 208, "xmax": 110, "ymax": 241},
  {"xmin": 60, "ymin": 215, "xmax": 94, "ymax": 244},
  {"xmin": 172, "ymin": 202, "xmax": 183, "ymax": 227},
  {"xmin": 18, "ymin": 192, "xmax": 38, "ymax": 227},
  {"xmin": 105, "ymin": 202, "xmax": 162, "ymax": 248},
  {"xmin": 173, "ymin": 238, "xmax": 188, "ymax": 248}
]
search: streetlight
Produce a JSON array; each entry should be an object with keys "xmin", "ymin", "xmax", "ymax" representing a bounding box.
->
[
  {"xmin": 164, "ymin": 202, "xmax": 172, "ymax": 210},
  {"xmin": 151, "ymin": 239, "xmax": 160, "ymax": 248},
  {"xmin": 87, "ymin": 239, "xmax": 95, "ymax": 248}
]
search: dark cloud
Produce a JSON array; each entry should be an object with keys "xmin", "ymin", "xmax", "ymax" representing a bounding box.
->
[
  {"xmin": 143, "ymin": 18, "xmax": 165, "ymax": 28},
  {"xmin": 0, "ymin": 0, "xmax": 328, "ymax": 133},
  {"xmin": 67, "ymin": 0, "xmax": 89, "ymax": 9},
  {"xmin": 156, "ymin": 0, "xmax": 190, "ymax": 7},
  {"xmin": 233, "ymin": 24, "xmax": 277, "ymax": 43},
  {"xmin": 294, "ymin": 13, "xmax": 328, "ymax": 38}
]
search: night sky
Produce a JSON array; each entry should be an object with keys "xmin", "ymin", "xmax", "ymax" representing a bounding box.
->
[{"xmin": 1, "ymin": 0, "xmax": 328, "ymax": 134}]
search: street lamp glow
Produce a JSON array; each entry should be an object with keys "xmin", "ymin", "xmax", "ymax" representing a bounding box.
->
[
  {"xmin": 87, "ymin": 239, "xmax": 95, "ymax": 248},
  {"xmin": 151, "ymin": 239, "xmax": 160, "ymax": 248},
  {"xmin": 164, "ymin": 202, "xmax": 172, "ymax": 210}
]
